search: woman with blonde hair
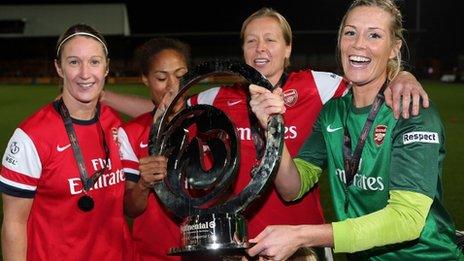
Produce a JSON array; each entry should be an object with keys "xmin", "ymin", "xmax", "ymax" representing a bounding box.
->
[{"xmin": 247, "ymin": 1, "xmax": 462, "ymax": 260}]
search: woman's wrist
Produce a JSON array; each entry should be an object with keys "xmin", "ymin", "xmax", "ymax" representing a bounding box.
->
[
  {"xmin": 298, "ymin": 224, "xmax": 334, "ymax": 249},
  {"xmin": 294, "ymin": 225, "xmax": 313, "ymax": 249},
  {"xmin": 137, "ymin": 179, "xmax": 153, "ymax": 192}
]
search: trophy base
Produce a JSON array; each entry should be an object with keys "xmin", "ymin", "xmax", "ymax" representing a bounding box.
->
[
  {"xmin": 168, "ymin": 245, "xmax": 247, "ymax": 256},
  {"xmin": 169, "ymin": 213, "xmax": 248, "ymax": 256}
]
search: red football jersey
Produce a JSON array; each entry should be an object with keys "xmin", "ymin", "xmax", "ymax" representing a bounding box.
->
[
  {"xmin": 119, "ymin": 112, "xmax": 182, "ymax": 261},
  {"xmin": 188, "ymin": 70, "xmax": 347, "ymax": 237},
  {"xmin": 0, "ymin": 102, "xmax": 134, "ymax": 261}
]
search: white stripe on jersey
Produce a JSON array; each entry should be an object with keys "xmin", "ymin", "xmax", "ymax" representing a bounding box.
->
[
  {"xmin": 195, "ymin": 87, "xmax": 221, "ymax": 105},
  {"xmin": 117, "ymin": 127, "xmax": 140, "ymax": 171},
  {"xmin": 311, "ymin": 71, "xmax": 343, "ymax": 104},
  {"xmin": 123, "ymin": 167, "xmax": 139, "ymax": 175},
  {"xmin": 0, "ymin": 175, "xmax": 37, "ymax": 191},
  {"xmin": 2, "ymin": 128, "xmax": 42, "ymax": 179}
]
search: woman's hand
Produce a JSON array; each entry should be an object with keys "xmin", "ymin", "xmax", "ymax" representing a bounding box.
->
[
  {"xmin": 124, "ymin": 155, "xmax": 167, "ymax": 217},
  {"xmin": 249, "ymin": 84, "xmax": 286, "ymax": 129},
  {"xmin": 247, "ymin": 224, "xmax": 334, "ymax": 260},
  {"xmin": 247, "ymin": 225, "xmax": 303, "ymax": 261},
  {"xmin": 385, "ymin": 71, "xmax": 429, "ymax": 119},
  {"xmin": 137, "ymin": 155, "xmax": 167, "ymax": 190}
]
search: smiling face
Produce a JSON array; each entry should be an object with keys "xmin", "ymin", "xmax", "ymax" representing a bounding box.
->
[
  {"xmin": 242, "ymin": 16, "xmax": 291, "ymax": 86},
  {"xmin": 55, "ymin": 36, "xmax": 108, "ymax": 107},
  {"xmin": 142, "ymin": 49, "xmax": 188, "ymax": 106},
  {"xmin": 340, "ymin": 6, "xmax": 401, "ymax": 87}
]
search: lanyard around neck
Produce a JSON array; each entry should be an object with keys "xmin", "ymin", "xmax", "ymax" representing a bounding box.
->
[
  {"xmin": 58, "ymin": 99, "xmax": 109, "ymax": 192},
  {"xmin": 342, "ymin": 81, "xmax": 388, "ymax": 187}
]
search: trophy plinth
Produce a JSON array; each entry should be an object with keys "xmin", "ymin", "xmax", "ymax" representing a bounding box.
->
[{"xmin": 169, "ymin": 213, "xmax": 248, "ymax": 255}]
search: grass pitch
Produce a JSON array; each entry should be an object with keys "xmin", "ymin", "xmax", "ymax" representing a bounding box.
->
[{"xmin": 0, "ymin": 81, "xmax": 463, "ymax": 258}]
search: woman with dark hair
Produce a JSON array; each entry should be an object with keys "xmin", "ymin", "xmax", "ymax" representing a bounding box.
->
[{"xmin": 118, "ymin": 37, "xmax": 190, "ymax": 261}]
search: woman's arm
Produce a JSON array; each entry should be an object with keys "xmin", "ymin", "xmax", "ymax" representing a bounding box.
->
[
  {"xmin": 248, "ymin": 84, "xmax": 324, "ymax": 201},
  {"xmin": 332, "ymin": 190, "xmax": 431, "ymax": 253},
  {"xmin": 273, "ymin": 145, "xmax": 303, "ymax": 201},
  {"xmin": 324, "ymin": 70, "xmax": 428, "ymax": 119},
  {"xmin": 101, "ymin": 90, "xmax": 154, "ymax": 118},
  {"xmin": 248, "ymin": 84, "xmax": 303, "ymax": 200},
  {"xmin": 1, "ymin": 194, "xmax": 33, "ymax": 261},
  {"xmin": 124, "ymin": 180, "xmax": 150, "ymax": 218},
  {"xmin": 124, "ymin": 155, "xmax": 167, "ymax": 218},
  {"xmin": 248, "ymin": 190, "xmax": 431, "ymax": 259}
]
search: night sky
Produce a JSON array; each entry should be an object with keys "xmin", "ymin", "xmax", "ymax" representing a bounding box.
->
[
  {"xmin": 1, "ymin": 0, "xmax": 463, "ymax": 72},
  {"xmin": 1, "ymin": 0, "xmax": 460, "ymax": 34}
]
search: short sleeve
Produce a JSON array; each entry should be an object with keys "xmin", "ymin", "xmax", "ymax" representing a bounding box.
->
[
  {"xmin": 118, "ymin": 127, "xmax": 140, "ymax": 182},
  {"xmin": 1, "ymin": 128, "xmax": 42, "ymax": 197},
  {"xmin": 311, "ymin": 70, "xmax": 347, "ymax": 104}
]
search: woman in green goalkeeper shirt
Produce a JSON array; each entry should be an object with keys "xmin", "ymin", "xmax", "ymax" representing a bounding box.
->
[{"xmin": 246, "ymin": 0, "xmax": 463, "ymax": 260}]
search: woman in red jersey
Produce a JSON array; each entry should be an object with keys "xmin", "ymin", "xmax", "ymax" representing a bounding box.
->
[
  {"xmin": 1, "ymin": 24, "xmax": 135, "ymax": 261},
  {"xmin": 118, "ymin": 37, "xmax": 190, "ymax": 261}
]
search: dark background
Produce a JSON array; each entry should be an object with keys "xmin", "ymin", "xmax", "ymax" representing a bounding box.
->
[{"xmin": 1, "ymin": 0, "xmax": 463, "ymax": 79}]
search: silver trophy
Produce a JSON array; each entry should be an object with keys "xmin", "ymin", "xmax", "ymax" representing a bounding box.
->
[{"xmin": 148, "ymin": 61, "xmax": 284, "ymax": 255}]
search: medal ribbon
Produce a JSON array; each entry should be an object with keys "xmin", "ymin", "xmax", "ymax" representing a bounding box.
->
[{"xmin": 58, "ymin": 99, "xmax": 110, "ymax": 192}]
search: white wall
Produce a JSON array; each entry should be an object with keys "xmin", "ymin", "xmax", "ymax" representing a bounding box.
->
[{"xmin": 0, "ymin": 4, "xmax": 130, "ymax": 37}]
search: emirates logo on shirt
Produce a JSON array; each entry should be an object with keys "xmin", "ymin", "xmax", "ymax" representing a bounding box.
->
[
  {"xmin": 283, "ymin": 89, "xmax": 298, "ymax": 107},
  {"xmin": 374, "ymin": 125, "xmax": 387, "ymax": 146}
]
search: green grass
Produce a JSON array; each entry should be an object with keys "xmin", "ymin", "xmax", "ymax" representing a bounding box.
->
[
  {"xmin": 0, "ymin": 82, "xmax": 463, "ymax": 260},
  {"xmin": 0, "ymin": 84, "xmax": 149, "ymax": 145}
]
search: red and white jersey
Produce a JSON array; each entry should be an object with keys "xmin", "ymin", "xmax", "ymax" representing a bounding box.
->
[
  {"xmin": 0, "ymin": 102, "xmax": 135, "ymax": 261},
  {"xmin": 118, "ymin": 111, "xmax": 182, "ymax": 261},
  {"xmin": 188, "ymin": 69, "xmax": 347, "ymax": 237}
]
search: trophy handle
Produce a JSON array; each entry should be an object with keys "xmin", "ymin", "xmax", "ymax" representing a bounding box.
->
[{"xmin": 149, "ymin": 60, "xmax": 284, "ymax": 218}]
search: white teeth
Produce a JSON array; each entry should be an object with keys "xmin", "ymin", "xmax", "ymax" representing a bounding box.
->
[
  {"xmin": 254, "ymin": 58, "xmax": 269, "ymax": 65},
  {"xmin": 79, "ymin": 83, "xmax": 93, "ymax": 88},
  {"xmin": 349, "ymin": 55, "xmax": 370, "ymax": 62}
]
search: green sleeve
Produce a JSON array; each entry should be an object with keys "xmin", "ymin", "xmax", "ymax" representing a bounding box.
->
[
  {"xmin": 296, "ymin": 115, "xmax": 327, "ymax": 167},
  {"xmin": 332, "ymin": 190, "xmax": 432, "ymax": 253},
  {"xmin": 390, "ymin": 104, "xmax": 445, "ymax": 198},
  {"xmin": 293, "ymin": 159, "xmax": 322, "ymax": 201}
]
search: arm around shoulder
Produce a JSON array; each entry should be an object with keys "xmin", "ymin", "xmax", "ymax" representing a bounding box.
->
[
  {"xmin": 385, "ymin": 71, "xmax": 429, "ymax": 119},
  {"xmin": 101, "ymin": 90, "xmax": 154, "ymax": 118}
]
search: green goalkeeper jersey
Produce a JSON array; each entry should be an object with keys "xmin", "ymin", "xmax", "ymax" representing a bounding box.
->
[{"xmin": 297, "ymin": 93, "xmax": 461, "ymax": 260}]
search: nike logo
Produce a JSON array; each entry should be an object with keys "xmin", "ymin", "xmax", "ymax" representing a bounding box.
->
[
  {"xmin": 227, "ymin": 100, "xmax": 242, "ymax": 106},
  {"xmin": 326, "ymin": 124, "xmax": 343, "ymax": 133},
  {"xmin": 56, "ymin": 144, "xmax": 71, "ymax": 152},
  {"xmin": 140, "ymin": 142, "xmax": 148, "ymax": 148}
]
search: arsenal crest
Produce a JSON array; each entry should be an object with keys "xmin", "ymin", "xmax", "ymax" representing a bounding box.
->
[
  {"xmin": 282, "ymin": 89, "xmax": 298, "ymax": 107},
  {"xmin": 374, "ymin": 125, "xmax": 387, "ymax": 146}
]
